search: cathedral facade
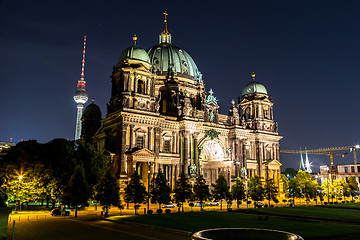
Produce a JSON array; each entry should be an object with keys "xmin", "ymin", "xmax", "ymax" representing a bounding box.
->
[{"xmin": 82, "ymin": 15, "xmax": 282, "ymax": 190}]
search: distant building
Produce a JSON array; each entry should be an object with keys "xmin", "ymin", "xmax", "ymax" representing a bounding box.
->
[
  {"xmin": 318, "ymin": 164, "xmax": 360, "ymax": 187},
  {"xmin": 0, "ymin": 142, "xmax": 15, "ymax": 160}
]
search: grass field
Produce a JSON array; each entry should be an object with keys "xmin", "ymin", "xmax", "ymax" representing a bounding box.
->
[
  {"xmin": 240, "ymin": 205, "xmax": 360, "ymax": 222},
  {"xmin": 110, "ymin": 204, "xmax": 360, "ymax": 240}
]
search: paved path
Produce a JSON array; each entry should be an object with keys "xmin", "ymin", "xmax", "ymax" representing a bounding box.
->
[{"xmin": 7, "ymin": 214, "xmax": 191, "ymax": 240}]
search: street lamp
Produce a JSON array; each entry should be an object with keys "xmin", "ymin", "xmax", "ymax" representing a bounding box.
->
[{"xmin": 16, "ymin": 175, "xmax": 23, "ymax": 211}]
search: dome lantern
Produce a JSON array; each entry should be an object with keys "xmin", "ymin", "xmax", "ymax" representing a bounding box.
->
[{"xmin": 159, "ymin": 11, "xmax": 171, "ymax": 44}]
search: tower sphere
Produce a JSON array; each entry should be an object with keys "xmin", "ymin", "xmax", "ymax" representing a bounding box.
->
[{"xmin": 74, "ymin": 90, "xmax": 88, "ymax": 104}]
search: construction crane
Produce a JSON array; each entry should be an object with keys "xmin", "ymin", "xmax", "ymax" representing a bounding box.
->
[
  {"xmin": 281, "ymin": 145, "xmax": 359, "ymax": 165},
  {"xmin": 281, "ymin": 145, "xmax": 360, "ymax": 182}
]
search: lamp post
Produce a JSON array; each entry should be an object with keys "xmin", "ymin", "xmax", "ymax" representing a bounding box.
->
[{"xmin": 16, "ymin": 175, "xmax": 23, "ymax": 211}]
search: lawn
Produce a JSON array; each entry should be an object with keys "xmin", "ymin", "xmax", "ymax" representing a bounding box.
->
[
  {"xmin": 239, "ymin": 204, "xmax": 360, "ymax": 223},
  {"xmin": 110, "ymin": 210, "xmax": 360, "ymax": 240}
]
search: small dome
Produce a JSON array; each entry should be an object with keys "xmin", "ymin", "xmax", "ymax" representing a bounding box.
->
[
  {"xmin": 82, "ymin": 102, "xmax": 102, "ymax": 120},
  {"xmin": 242, "ymin": 81, "xmax": 268, "ymax": 96},
  {"xmin": 118, "ymin": 46, "xmax": 150, "ymax": 63}
]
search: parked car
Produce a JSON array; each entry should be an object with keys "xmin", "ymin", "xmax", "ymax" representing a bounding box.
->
[
  {"xmin": 207, "ymin": 201, "xmax": 220, "ymax": 206},
  {"xmin": 162, "ymin": 204, "xmax": 175, "ymax": 208},
  {"xmin": 194, "ymin": 202, "xmax": 205, "ymax": 207},
  {"xmin": 51, "ymin": 208, "xmax": 70, "ymax": 216},
  {"xmin": 256, "ymin": 202, "xmax": 265, "ymax": 208}
]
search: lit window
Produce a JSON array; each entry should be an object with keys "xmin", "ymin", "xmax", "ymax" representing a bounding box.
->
[{"xmin": 163, "ymin": 140, "xmax": 171, "ymax": 153}]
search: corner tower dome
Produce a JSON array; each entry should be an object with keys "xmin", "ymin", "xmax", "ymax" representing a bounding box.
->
[
  {"xmin": 242, "ymin": 73, "xmax": 268, "ymax": 96},
  {"xmin": 118, "ymin": 35, "xmax": 150, "ymax": 64},
  {"xmin": 147, "ymin": 12, "xmax": 202, "ymax": 82}
]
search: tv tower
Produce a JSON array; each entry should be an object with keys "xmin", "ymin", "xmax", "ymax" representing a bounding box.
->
[{"xmin": 73, "ymin": 36, "xmax": 88, "ymax": 141}]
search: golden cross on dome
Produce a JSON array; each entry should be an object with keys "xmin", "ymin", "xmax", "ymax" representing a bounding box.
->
[
  {"xmin": 251, "ymin": 72, "xmax": 256, "ymax": 81},
  {"xmin": 133, "ymin": 34, "xmax": 137, "ymax": 45},
  {"xmin": 163, "ymin": 11, "xmax": 168, "ymax": 21}
]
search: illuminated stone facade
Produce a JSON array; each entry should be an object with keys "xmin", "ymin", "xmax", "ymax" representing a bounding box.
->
[{"xmin": 89, "ymin": 17, "xmax": 282, "ymax": 190}]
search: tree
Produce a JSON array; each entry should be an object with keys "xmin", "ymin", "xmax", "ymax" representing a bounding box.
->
[
  {"xmin": 211, "ymin": 174, "xmax": 230, "ymax": 210},
  {"xmin": 231, "ymin": 177, "xmax": 246, "ymax": 208},
  {"xmin": 264, "ymin": 178, "xmax": 278, "ymax": 207},
  {"xmin": 280, "ymin": 174, "xmax": 289, "ymax": 194},
  {"xmin": 124, "ymin": 172, "xmax": 146, "ymax": 214},
  {"xmin": 173, "ymin": 173, "xmax": 192, "ymax": 212},
  {"xmin": 150, "ymin": 170, "xmax": 171, "ymax": 210},
  {"xmin": 62, "ymin": 165, "xmax": 90, "ymax": 218},
  {"xmin": 332, "ymin": 179, "xmax": 343, "ymax": 202},
  {"xmin": 293, "ymin": 171, "xmax": 318, "ymax": 205},
  {"xmin": 347, "ymin": 176, "xmax": 359, "ymax": 201},
  {"xmin": 322, "ymin": 179, "xmax": 333, "ymax": 203},
  {"xmin": 248, "ymin": 176, "xmax": 264, "ymax": 205},
  {"xmin": 193, "ymin": 175, "xmax": 210, "ymax": 211},
  {"xmin": 95, "ymin": 169, "xmax": 120, "ymax": 217},
  {"xmin": 284, "ymin": 168, "xmax": 297, "ymax": 179},
  {"xmin": 288, "ymin": 178, "xmax": 300, "ymax": 205},
  {"xmin": 75, "ymin": 141, "xmax": 110, "ymax": 196}
]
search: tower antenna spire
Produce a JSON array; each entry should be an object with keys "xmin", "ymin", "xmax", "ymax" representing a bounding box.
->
[
  {"xmin": 80, "ymin": 36, "xmax": 86, "ymax": 81},
  {"xmin": 73, "ymin": 35, "xmax": 89, "ymax": 141}
]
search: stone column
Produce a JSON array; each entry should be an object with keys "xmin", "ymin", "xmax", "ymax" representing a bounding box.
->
[
  {"xmin": 119, "ymin": 123, "xmax": 129, "ymax": 177},
  {"xmin": 183, "ymin": 131, "xmax": 189, "ymax": 175},
  {"xmin": 129, "ymin": 125, "xmax": 134, "ymax": 149},
  {"xmin": 148, "ymin": 127, "xmax": 153, "ymax": 150}
]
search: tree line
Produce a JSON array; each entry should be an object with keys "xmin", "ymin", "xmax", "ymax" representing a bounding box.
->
[
  {"xmin": 1, "ymin": 140, "xmax": 359, "ymax": 216},
  {"xmin": 0, "ymin": 139, "xmax": 119, "ymax": 217}
]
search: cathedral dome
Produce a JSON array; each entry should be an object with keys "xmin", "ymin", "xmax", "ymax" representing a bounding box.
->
[
  {"xmin": 242, "ymin": 81, "xmax": 268, "ymax": 96},
  {"xmin": 147, "ymin": 44, "xmax": 202, "ymax": 81},
  {"xmin": 118, "ymin": 45, "xmax": 150, "ymax": 64},
  {"xmin": 82, "ymin": 102, "xmax": 102, "ymax": 120},
  {"xmin": 147, "ymin": 13, "xmax": 202, "ymax": 82}
]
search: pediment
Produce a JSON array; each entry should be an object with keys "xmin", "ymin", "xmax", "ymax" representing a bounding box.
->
[
  {"xmin": 266, "ymin": 159, "xmax": 282, "ymax": 166},
  {"xmin": 128, "ymin": 148, "xmax": 155, "ymax": 157}
]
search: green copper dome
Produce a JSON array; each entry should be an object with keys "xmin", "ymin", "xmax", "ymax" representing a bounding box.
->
[
  {"xmin": 119, "ymin": 45, "xmax": 150, "ymax": 64},
  {"xmin": 147, "ymin": 44, "xmax": 202, "ymax": 81},
  {"xmin": 242, "ymin": 81, "xmax": 268, "ymax": 96}
]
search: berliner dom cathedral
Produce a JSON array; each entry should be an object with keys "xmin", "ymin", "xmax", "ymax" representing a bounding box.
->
[{"xmin": 81, "ymin": 13, "xmax": 282, "ymax": 191}]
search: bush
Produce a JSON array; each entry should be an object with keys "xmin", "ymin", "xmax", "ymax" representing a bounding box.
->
[
  {"xmin": 270, "ymin": 205, "xmax": 274, "ymax": 208},
  {"xmin": 165, "ymin": 209, "xmax": 171, "ymax": 214},
  {"xmin": 264, "ymin": 204, "xmax": 268, "ymax": 208},
  {"xmin": 247, "ymin": 201, "xmax": 252, "ymax": 205},
  {"xmin": 324, "ymin": 202, "xmax": 328, "ymax": 205},
  {"xmin": 189, "ymin": 203, "xmax": 194, "ymax": 207},
  {"xmin": 147, "ymin": 210, "xmax": 153, "ymax": 214},
  {"xmin": 342, "ymin": 201, "xmax": 345, "ymax": 204},
  {"xmin": 227, "ymin": 208, "xmax": 232, "ymax": 212},
  {"xmin": 156, "ymin": 209, "xmax": 163, "ymax": 214}
]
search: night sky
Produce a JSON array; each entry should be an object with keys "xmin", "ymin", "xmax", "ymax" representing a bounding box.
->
[{"xmin": 1, "ymin": 0, "xmax": 359, "ymax": 171}]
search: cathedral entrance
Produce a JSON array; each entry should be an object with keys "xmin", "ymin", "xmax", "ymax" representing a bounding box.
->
[{"xmin": 198, "ymin": 138, "xmax": 232, "ymax": 186}]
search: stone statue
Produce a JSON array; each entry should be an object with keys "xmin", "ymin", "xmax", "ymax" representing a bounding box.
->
[
  {"xmin": 154, "ymin": 98, "xmax": 160, "ymax": 113},
  {"xmin": 209, "ymin": 110, "xmax": 215, "ymax": 122}
]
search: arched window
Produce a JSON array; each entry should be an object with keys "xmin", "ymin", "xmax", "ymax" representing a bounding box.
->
[{"xmin": 137, "ymin": 80, "xmax": 145, "ymax": 94}]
